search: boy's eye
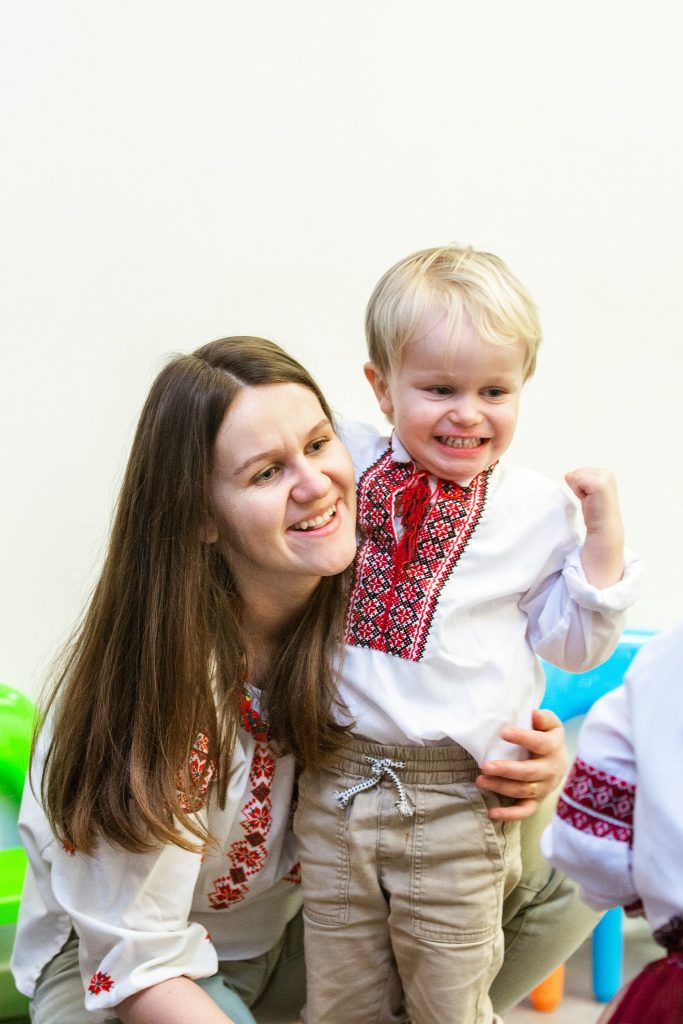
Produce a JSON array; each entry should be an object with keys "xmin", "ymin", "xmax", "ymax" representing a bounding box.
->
[
  {"xmin": 429, "ymin": 386, "xmax": 452, "ymax": 396},
  {"xmin": 484, "ymin": 387, "xmax": 506, "ymax": 398}
]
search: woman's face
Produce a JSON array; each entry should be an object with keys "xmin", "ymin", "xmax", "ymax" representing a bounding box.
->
[{"xmin": 207, "ymin": 382, "xmax": 357, "ymax": 609}]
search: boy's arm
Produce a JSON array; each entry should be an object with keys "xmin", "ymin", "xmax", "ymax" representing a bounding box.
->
[
  {"xmin": 564, "ymin": 467, "xmax": 625, "ymax": 589},
  {"xmin": 522, "ymin": 465, "xmax": 638, "ymax": 673}
]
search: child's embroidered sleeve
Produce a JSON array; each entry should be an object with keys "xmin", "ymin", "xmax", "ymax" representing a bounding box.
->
[{"xmin": 541, "ymin": 683, "xmax": 638, "ymax": 911}]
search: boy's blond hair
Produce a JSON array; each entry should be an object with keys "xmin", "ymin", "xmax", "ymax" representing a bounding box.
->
[{"xmin": 365, "ymin": 245, "xmax": 542, "ymax": 380}]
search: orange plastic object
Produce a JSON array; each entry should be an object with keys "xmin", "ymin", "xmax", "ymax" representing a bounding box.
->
[{"xmin": 530, "ymin": 964, "xmax": 565, "ymax": 1012}]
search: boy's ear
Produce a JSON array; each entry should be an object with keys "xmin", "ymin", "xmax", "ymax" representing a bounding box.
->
[{"xmin": 364, "ymin": 362, "xmax": 394, "ymax": 418}]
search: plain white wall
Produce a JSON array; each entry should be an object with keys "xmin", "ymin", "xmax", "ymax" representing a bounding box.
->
[{"xmin": 2, "ymin": 1, "xmax": 682, "ymax": 698}]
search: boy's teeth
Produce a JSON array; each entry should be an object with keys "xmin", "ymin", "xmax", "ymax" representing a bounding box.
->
[
  {"xmin": 439, "ymin": 436, "xmax": 481, "ymax": 449},
  {"xmin": 292, "ymin": 506, "xmax": 336, "ymax": 531}
]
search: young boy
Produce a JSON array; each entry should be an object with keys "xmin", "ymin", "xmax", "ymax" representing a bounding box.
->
[{"xmin": 294, "ymin": 245, "xmax": 640, "ymax": 1024}]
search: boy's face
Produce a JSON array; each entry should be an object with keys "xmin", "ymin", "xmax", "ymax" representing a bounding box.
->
[{"xmin": 365, "ymin": 314, "xmax": 525, "ymax": 482}]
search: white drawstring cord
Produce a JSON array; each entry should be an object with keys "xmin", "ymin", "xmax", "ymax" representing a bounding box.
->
[{"xmin": 334, "ymin": 756, "xmax": 414, "ymax": 820}]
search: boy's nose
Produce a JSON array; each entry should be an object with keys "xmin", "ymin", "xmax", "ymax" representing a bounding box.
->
[{"xmin": 448, "ymin": 396, "xmax": 482, "ymax": 426}]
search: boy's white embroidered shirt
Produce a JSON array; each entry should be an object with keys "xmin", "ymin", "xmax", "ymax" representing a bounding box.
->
[
  {"xmin": 338, "ymin": 421, "xmax": 640, "ymax": 765},
  {"xmin": 11, "ymin": 727, "xmax": 300, "ymax": 1021}
]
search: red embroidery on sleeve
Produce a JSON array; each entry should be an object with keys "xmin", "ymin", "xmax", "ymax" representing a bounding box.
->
[
  {"xmin": 88, "ymin": 971, "xmax": 114, "ymax": 995},
  {"xmin": 556, "ymin": 757, "xmax": 635, "ymax": 843}
]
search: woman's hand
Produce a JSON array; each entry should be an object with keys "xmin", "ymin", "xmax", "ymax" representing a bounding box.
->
[{"xmin": 475, "ymin": 709, "xmax": 568, "ymax": 821}]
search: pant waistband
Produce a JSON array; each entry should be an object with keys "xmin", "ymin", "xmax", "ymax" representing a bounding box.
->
[{"xmin": 330, "ymin": 736, "xmax": 479, "ymax": 786}]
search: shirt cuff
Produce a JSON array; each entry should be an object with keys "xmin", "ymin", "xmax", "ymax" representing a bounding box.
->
[{"xmin": 562, "ymin": 546, "xmax": 641, "ymax": 612}]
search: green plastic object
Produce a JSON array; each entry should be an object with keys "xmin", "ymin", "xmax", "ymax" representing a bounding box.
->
[
  {"xmin": 0, "ymin": 921, "xmax": 29, "ymax": 1019},
  {"xmin": 0, "ymin": 849, "xmax": 26, "ymax": 928},
  {"xmin": 0, "ymin": 685, "xmax": 35, "ymax": 807},
  {"xmin": 0, "ymin": 684, "xmax": 35, "ymax": 1021}
]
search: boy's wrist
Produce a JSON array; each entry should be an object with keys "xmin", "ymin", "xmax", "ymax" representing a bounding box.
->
[{"xmin": 579, "ymin": 532, "xmax": 625, "ymax": 588}]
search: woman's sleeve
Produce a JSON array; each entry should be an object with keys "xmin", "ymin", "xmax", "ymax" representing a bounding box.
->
[
  {"xmin": 17, "ymin": 730, "xmax": 218, "ymax": 1022},
  {"xmin": 541, "ymin": 683, "xmax": 639, "ymax": 911},
  {"xmin": 50, "ymin": 826, "xmax": 217, "ymax": 1020},
  {"xmin": 520, "ymin": 489, "xmax": 641, "ymax": 672}
]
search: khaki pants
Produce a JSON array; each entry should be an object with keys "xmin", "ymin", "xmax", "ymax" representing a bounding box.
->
[
  {"xmin": 294, "ymin": 738, "xmax": 523, "ymax": 1024},
  {"xmin": 27, "ymin": 796, "xmax": 597, "ymax": 1023}
]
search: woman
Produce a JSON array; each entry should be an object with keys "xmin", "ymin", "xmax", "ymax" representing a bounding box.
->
[{"xmin": 12, "ymin": 337, "xmax": 592, "ymax": 1023}]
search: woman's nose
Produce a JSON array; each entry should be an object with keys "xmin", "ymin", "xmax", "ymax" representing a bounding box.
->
[{"xmin": 290, "ymin": 462, "xmax": 330, "ymax": 503}]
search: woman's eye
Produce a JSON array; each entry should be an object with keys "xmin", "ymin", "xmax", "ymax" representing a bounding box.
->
[
  {"xmin": 254, "ymin": 465, "xmax": 280, "ymax": 484},
  {"xmin": 307, "ymin": 437, "xmax": 330, "ymax": 454}
]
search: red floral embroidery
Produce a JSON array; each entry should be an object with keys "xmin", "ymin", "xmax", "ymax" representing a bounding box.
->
[
  {"xmin": 344, "ymin": 451, "xmax": 491, "ymax": 661},
  {"xmin": 242, "ymin": 800, "xmax": 272, "ymax": 833},
  {"xmin": 283, "ymin": 861, "xmax": 301, "ymax": 884},
  {"xmin": 556, "ymin": 757, "xmax": 636, "ymax": 844},
  {"xmin": 176, "ymin": 732, "xmax": 216, "ymax": 813},
  {"xmin": 88, "ymin": 970, "xmax": 114, "ymax": 995},
  {"xmin": 251, "ymin": 747, "xmax": 276, "ymax": 777},
  {"xmin": 208, "ymin": 741, "xmax": 275, "ymax": 908},
  {"xmin": 229, "ymin": 840, "xmax": 267, "ymax": 872},
  {"xmin": 207, "ymin": 876, "xmax": 246, "ymax": 906}
]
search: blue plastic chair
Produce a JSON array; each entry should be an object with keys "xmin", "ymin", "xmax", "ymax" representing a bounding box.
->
[{"xmin": 538, "ymin": 629, "xmax": 654, "ymax": 1006}]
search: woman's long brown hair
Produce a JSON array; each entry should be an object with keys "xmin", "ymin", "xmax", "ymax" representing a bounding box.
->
[{"xmin": 38, "ymin": 337, "xmax": 351, "ymax": 854}]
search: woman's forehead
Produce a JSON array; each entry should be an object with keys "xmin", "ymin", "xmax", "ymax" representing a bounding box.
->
[{"xmin": 214, "ymin": 383, "xmax": 327, "ymax": 475}]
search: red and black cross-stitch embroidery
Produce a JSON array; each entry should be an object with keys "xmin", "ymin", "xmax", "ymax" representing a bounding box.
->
[
  {"xmin": 176, "ymin": 732, "xmax": 216, "ymax": 813},
  {"xmin": 207, "ymin": 741, "xmax": 277, "ymax": 908},
  {"xmin": 88, "ymin": 970, "xmax": 114, "ymax": 995},
  {"xmin": 344, "ymin": 449, "xmax": 491, "ymax": 661},
  {"xmin": 556, "ymin": 757, "xmax": 636, "ymax": 844}
]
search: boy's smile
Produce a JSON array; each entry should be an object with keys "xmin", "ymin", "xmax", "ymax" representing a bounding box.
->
[{"xmin": 365, "ymin": 314, "xmax": 525, "ymax": 483}]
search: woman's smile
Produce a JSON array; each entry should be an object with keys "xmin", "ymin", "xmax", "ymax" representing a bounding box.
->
[{"xmin": 291, "ymin": 503, "xmax": 338, "ymax": 531}]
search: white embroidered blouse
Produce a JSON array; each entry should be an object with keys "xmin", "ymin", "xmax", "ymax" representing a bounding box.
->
[
  {"xmin": 11, "ymin": 721, "xmax": 300, "ymax": 1021},
  {"xmin": 338, "ymin": 422, "xmax": 641, "ymax": 764},
  {"xmin": 541, "ymin": 622, "xmax": 683, "ymax": 949}
]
